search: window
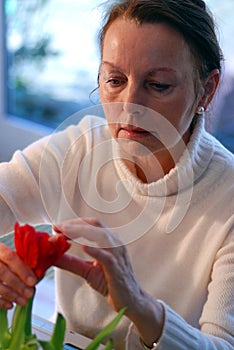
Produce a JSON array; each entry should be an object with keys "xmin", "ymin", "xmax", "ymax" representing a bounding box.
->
[
  {"xmin": 205, "ymin": 0, "xmax": 234, "ymax": 153},
  {"xmin": 4, "ymin": 0, "xmax": 101, "ymax": 129}
]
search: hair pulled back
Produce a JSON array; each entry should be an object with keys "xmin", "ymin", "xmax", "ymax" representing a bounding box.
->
[{"xmin": 99, "ymin": 0, "xmax": 223, "ymax": 80}]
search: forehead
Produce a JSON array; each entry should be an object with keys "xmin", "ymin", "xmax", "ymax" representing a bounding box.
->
[{"xmin": 102, "ymin": 18, "xmax": 194, "ymax": 73}]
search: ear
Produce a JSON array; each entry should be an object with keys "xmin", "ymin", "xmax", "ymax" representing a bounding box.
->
[{"xmin": 199, "ymin": 69, "xmax": 220, "ymax": 110}]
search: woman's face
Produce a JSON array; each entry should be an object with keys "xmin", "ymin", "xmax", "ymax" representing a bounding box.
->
[{"xmin": 99, "ymin": 18, "xmax": 202, "ymax": 156}]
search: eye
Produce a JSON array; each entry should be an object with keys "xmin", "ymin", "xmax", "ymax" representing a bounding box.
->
[
  {"xmin": 148, "ymin": 82, "xmax": 171, "ymax": 91},
  {"xmin": 105, "ymin": 78, "xmax": 125, "ymax": 87}
]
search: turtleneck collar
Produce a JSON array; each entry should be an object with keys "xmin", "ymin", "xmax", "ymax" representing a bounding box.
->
[{"xmin": 113, "ymin": 115, "xmax": 214, "ymax": 197}]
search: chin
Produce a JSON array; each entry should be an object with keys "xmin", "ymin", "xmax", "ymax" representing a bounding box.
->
[{"xmin": 116, "ymin": 138, "xmax": 163, "ymax": 158}]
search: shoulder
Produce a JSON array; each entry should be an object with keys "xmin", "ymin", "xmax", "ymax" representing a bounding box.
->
[
  {"xmin": 189, "ymin": 128, "xmax": 234, "ymax": 217},
  {"xmin": 35, "ymin": 115, "xmax": 110, "ymax": 154},
  {"xmin": 208, "ymin": 133, "xmax": 234, "ymax": 177},
  {"xmin": 202, "ymin": 132, "xmax": 234, "ymax": 212},
  {"xmin": 18, "ymin": 115, "xmax": 110, "ymax": 174},
  {"xmin": 60, "ymin": 114, "xmax": 110, "ymax": 146}
]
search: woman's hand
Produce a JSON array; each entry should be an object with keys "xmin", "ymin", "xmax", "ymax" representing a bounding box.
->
[
  {"xmin": 54, "ymin": 217, "xmax": 142, "ymax": 313},
  {"xmin": 0, "ymin": 242, "xmax": 37, "ymax": 309},
  {"xmin": 54, "ymin": 218, "xmax": 164, "ymax": 347}
]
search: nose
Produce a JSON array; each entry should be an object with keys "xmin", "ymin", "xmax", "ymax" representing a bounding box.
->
[
  {"xmin": 122, "ymin": 84, "xmax": 146, "ymax": 116},
  {"xmin": 123, "ymin": 102, "xmax": 146, "ymax": 116}
]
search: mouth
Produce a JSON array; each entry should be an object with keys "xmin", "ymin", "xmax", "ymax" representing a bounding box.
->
[{"xmin": 118, "ymin": 125, "xmax": 154, "ymax": 139}]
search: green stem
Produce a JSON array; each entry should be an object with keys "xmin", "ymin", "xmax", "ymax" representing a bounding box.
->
[
  {"xmin": 0, "ymin": 308, "xmax": 11, "ymax": 349},
  {"xmin": 0, "ymin": 309, "xmax": 8, "ymax": 337},
  {"xmin": 9, "ymin": 304, "xmax": 27, "ymax": 350},
  {"xmin": 24, "ymin": 295, "xmax": 34, "ymax": 339},
  {"xmin": 38, "ymin": 340, "xmax": 54, "ymax": 350}
]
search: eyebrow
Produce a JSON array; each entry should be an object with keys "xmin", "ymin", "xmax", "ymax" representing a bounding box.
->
[
  {"xmin": 101, "ymin": 61, "xmax": 176, "ymax": 75},
  {"xmin": 148, "ymin": 67, "xmax": 177, "ymax": 75},
  {"xmin": 101, "ymin": 61, "xmax": 123, "ymax": 72}
]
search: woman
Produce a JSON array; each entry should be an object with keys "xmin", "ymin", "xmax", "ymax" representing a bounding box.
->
[{"xmin": 0, "ymin": 0, "xmax": 233, "ymax": 349}]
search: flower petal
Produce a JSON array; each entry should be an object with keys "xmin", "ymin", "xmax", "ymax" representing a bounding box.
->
[{"xmin": 14, "ymin": 223, "xmax": 71, "ymax": 279}]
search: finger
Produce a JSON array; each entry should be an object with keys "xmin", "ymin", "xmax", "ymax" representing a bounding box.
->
[
  {"xmin": 54, "ymin": 254, "xmax": 94, "ymax": 278},
  {"xmin": 0, "ymin": 282, "xmax": 29, "ymax": 306},
  {"xmin": 54, "ymin": 217, "xmax": 109, "ymax": 242},
  {"xmin": 53, "ymin": 218, "xmax": 98, "ymax": 234},
  {"xmin": 55, "ymin": 254, "xmax": 108, "ymax": 296},
  {"xmin": 55, "ymin": 223, "xmax": 109, "ymax": 247},
  {"xmin": 54, "ymin": 222, "xmax": 122, "ymax": 248},
  {"xmin": 54, "ymin": 217, "xmax": 104, "ymax": 230},
  {"xmin": 0, "ymin": 244, "xmax": 37, "ymax": 303},
  {"xmin": 82, "ymin": 245, "xmax": 114, "ymax": 266},
  {"xmin": 0, "ymin": 243, "xmax": 37, "ymax": 287},
  {"xmin": 85, "ymin": 260, "xmax": 108, "ymax": 296},
  {"xmin": 0, "ymin": 261, "xmax": 35, "ymax": 301},
  {"xmin": 0, "ymin": 296, "xmax": 13, "ymax": 309},
  {"xmin": 82, "ymin": 245, "xmax": 134, "ymax": 287}
]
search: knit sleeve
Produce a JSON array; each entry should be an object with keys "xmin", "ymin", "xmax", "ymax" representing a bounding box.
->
[
  {"xmin": 0, "ymin": 119, "xmax": 89, "ymax": 234},
  {"xmin": 0, "ymin": 142, "xmax": 52, "ymax": 234},
  {"xmin": 126, "ymin": 225, "xmax": 234, "ymax": 350}
]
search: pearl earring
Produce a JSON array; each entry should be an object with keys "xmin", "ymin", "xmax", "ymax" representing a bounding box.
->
[{"xmin": 196, "ymin": 106, "xmax": 205, "ymax": 116}]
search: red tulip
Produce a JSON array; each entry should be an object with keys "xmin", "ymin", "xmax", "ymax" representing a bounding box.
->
[{"xmin": 14, "ymin": 222, "xmax": 71, "ymax": 279}]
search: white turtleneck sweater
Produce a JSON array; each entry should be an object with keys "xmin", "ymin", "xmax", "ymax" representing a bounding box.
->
[{"xmin": 0, "ymin": 115, "xmax": 233, "ymax": 350}]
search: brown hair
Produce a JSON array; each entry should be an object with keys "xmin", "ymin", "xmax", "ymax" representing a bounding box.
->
[{"xmin": 98, "ymin": 0, "xmax": 223, "ymax": 80}]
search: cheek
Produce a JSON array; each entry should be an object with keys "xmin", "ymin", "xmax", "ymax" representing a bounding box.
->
[
  {"xmin": 99, "ymin": 83, "xmax": 105, "ymax": 102},
  {"xmin": 99, "ymin": 81, "xmax": 112, "ymax": 103},
  {"xmin": 102, "ymin": 102, "xmax": 123, "ymax": 139},
  {"xmin": 160, "ymin": 89, "xmax": 196, "ymax": 132},
  {"xmin": 176, "ymin": 93, "xmax": 197, "ymax": 131},
  {"xmin": 99, "ymin": 79, "xmax": 122, "ymax": 104}
]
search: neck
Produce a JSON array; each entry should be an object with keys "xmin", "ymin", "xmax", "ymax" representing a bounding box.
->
[
  {"xmin": 134, "ymin": 151, "xmax": 175, "ymax": 183},
  {"xmin": 132, "ymin": 132, "xmax": 191, "ymax": 183}
]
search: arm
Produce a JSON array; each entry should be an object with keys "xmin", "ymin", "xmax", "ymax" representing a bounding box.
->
[
  {"xmin": 0, "ymin": 118, "xmax": 90, "ymax": 234},
  {"xmin": 55, "ymin": 218, "xmax": 234, "ymax": 350},
  {"xmin": 0, "ymin": 115, "xmax": 103, "ymax": 310},
  {"xmin": 0, "ymin": 125, "xmax": 81, "ymax": 308},
  {"xmin": 0, "ymin": 139, "xmax": 53, "ymax": 309},
  {"xmin": 0, "ymin": 145, "xmax": 51, "ymax": 234}
]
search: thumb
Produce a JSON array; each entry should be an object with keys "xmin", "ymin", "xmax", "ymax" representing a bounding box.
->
[
  {"xmin": 54, "ymin": 254, "xmax": 93, "ymax": 277},
  {"xmin": 54, "ymin": 254, "xmax": 108, "ymax": 296}
]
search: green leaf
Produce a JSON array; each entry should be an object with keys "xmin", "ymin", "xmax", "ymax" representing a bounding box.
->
[
  {"xmin": 103, "ymin": 339, "xmax": 114, "ymax": 350},
  {"xmin": 0, "ymin": 308, "xmax": 11, "ymax": 349},
  {"xmin": 19, "ymin": 340, "xmax": 38, "ymax": 350},
  {"xmin": 38, "ymin": 313, "xmax": 66, "ymax": 350},
  {"xmin": 85, "ymin": 307, "xmax": 127, "ymax": 350},
  {"xmin": 38, "ymin": 340, "xmax": 54, "ymax": 350},
  {"xmin": 49, "ymin": 313, "xmax": 66, "ymax": 350},
  {"xmin": 24, "ymin": 335, "xmax": 38, "ymax": 349}
]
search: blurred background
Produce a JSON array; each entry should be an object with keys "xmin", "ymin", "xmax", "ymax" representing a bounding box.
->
[{"xmin": 0, "ymin": 0, "xmax": 233, "ymax": 161}]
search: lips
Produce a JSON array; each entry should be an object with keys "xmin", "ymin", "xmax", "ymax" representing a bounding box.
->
[{"xmin": 118, "ymin": 125, "xmax": 152, "ymax": 138}]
